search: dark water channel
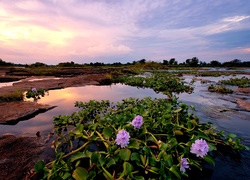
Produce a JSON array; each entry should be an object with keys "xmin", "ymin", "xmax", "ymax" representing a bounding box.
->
[{"xmin": 0, "ymin": 74, "xmax": 250, "ymax": 179}]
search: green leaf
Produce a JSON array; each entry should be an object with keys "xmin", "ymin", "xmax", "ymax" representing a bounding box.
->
[
  {"xmin": 34, "ymin": 160, "xmax": 45, "ymax": 172},
  {"xmin": 159, "ymin": 142, "xmax": 168, "ymax": 151},
  {"xmin": 72, "ymin": 167, "xmax": 88, "ymax": 180},
  {"xmin": 143, "ymin": 146, "xmax": 151, "ymax": 155},
  {"xmin": 120, "ymin": 162, "xmax": 133, "ymax": 178},
  {"xmin": 103, "ymin": 127, "xmax": 113, "ymax": 138},
  {"xmin": 106, "ymin": 158, "xmax": 116, "ymax": 168},
  {"xmin": 208, "ymin": 143, "xmax": 217, "ymax": 151},
  {"xmin": 71, "ymin": 151, "xmax": 89, "ymax": 162},
  {"xmin": 91, "ymin": 152, "xmax": 101, "ymax": 164},
  {"xmin": 62, "ymin": 172, "xmax": 71, "ymax": 180},
  {"xmin": 204, "ymin": 155, "xmax": 215, "ymax": 166},
  {"xmin": 228, "ymin": 132, "xmax": 237, "ymax": 138},
  {"xmin": 128, "ymin": 139, "xmax": 139, "ymax": 149},
  {"xmin": 119, "ymin": 149, "xmax": 131, "ymax": 161},
  {"xmin": 131, "ymin": 152, "xmax": 140, "ymax": 163},
  {"xmin": 169, "ymin": 166, "xmax": 181, "ymax": 179}
]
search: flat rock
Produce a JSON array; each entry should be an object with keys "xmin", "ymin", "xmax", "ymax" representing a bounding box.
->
[
  {"xmin": 0, "ymin": 101, "xmax": 56, "ymax": 123},
  {"xmin": 236, "ymin": 100, "xmax": 250, "ymax": 111}
]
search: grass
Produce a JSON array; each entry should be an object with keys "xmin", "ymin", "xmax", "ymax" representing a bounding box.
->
[{"xmin": 0, "ymin": 89, "xmax": 24, "ymax": 102}]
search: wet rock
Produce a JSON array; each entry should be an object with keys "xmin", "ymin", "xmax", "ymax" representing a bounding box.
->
[
  {"xmin": 236, "ymin": 100, "xmax": 250, "ymax": 111},
  {"xmin": 234, "ymin": 88, "xmax": 250, "ymax": 94},
  {"xmin": 0, "ymin": 101, "xmax": 56, "ymax": 124}
]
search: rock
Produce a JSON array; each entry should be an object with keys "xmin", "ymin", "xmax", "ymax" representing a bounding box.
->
[
  {"xmin": 0, "ymin": 135, "xmax": 45, "ymax": 180},
  {"xmin": 0, "ymin": 101, "xmax": 56, "ymax": 124},
  {"xmin": 236, "ymin": 100, "xmax": 250, "ymax": 111}
]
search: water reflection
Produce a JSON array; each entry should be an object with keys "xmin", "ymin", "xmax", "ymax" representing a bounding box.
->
[{"xmin": 0, "ymin": 84, "xmax": 165, "ymax": 136}]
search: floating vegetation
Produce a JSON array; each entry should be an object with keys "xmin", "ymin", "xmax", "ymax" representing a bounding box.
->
[
  {"xmin": 34, "ymin": 97, "xmax": 248, "ymax": 179},
  {"xmin": 208, "ymin": 84, "xmax": 233, "ymax": 94},
  {"xmin": 115, "ymin": 72, "xmax": 194, "ymax": 95},
  {"xmin": 219, "ymin": 76, "xmax": 250, "ymax": 88},
  {"xmin": 25, "ymin": 88, "xmax": 47, "ymax": 100}
]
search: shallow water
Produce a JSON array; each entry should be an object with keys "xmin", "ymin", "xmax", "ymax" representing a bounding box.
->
[{"xmin": 0, "ymin": 74, "xmax": 249, "ymax": 179}]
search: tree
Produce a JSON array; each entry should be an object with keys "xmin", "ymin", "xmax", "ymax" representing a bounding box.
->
[
  {"xmin": 186, "ymin": 57, "xmax": 199, "ymax": 67},
  {"xmin": 163, "ymin": 60, "xmax": 169, "ymax": 65},
  {"xmin": 210, "ymin": 60, "xmax": 221, "ymax": 67},
  {"xmin": 169, "ymin": 58, "xmax": 176, "ymax": 65}
]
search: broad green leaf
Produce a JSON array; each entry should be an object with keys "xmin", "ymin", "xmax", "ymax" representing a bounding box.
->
[
  {"xmin": 91, "ymin": 152, "xmax": 101, "ymax": 164},
  {"xmin": 71, "ymin": 152, "xmax": 89, "ymax": 162},
  {"xmin": 131, "ymin": 152, "xmax": 140, "ymax": 163},
  {"xmin": 34, "ymin": 160, "xmax": 45, "ymax": 172},
  {"xmin": 119, "ymin": 149, "xmax": 131, "ymax": 161},
  {"xmin": 106, "ymin": 158, "xmax": 116, "ymax": 168},
  {"xmin": 72, "ymin": 167, "xmax": 88, "ymax": 180},
  {"xmin": 128, "ymin": 139, "xmax": 139, "ymax": 149},
  {"xmin": 163, "ymin": 154, "xmax": 173, "ymax": 167},
  {"xmin": 103, "ymin": 127, "xmax": 113, "ymax": 138}
]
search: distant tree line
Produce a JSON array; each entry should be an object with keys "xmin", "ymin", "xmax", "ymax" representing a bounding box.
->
[{"xmin": 0, "ymin": 57, "xmax": 249, "ymax": 68}]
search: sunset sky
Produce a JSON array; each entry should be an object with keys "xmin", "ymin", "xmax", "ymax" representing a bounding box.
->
[{"xmin": 0, "ymin": 0, "xmax": 250, "ymax": 65}]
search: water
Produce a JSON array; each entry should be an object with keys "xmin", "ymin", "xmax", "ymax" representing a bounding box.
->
[{"xmin": 0, "ymin": 75, "xmax": 249, "ymax": 179}]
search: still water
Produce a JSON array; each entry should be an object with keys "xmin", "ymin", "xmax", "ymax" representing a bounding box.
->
[{"xmin": 0, "ymin": 75, "xmax": 249, "ymax": 179}]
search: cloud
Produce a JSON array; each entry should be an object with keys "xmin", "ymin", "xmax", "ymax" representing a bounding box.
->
[{"xmin": 0, "ymin": 0, "xmax": 250, "ymax": 64}]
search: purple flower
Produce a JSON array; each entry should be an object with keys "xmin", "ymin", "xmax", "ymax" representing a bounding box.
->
[
  {"xmin": 190, "ymin": 139, "xmax": 209, "ymax": 158},
  {"xmin": 130, "ymin": 115, "xmax": 143, "ymax": 129},
  {"xmin": 32, "ymin": 88, "xmax": 37, "ymax": 93},
  {"xmin": 180, "ymin": 158, "xmax": 189, "ymax": 173},
  {"xmin": 115, "ymin": 130, "xmax": 130, "ymax": 148}
]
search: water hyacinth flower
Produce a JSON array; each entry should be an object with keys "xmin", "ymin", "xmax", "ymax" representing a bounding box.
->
[
  {"xmin": 180, "ymin": 158, "xmax": 189, "ymax": 173},
  {"xmin": 115, "ymin": 130, "xmax": 130, "ymax": 148},
  {"xmin": 130, "ymin": 115, "xmax": 143, "ymax": 129},
  {"xmin": 190, "ymin": 139, "xmax": 209, "ymax": 158},
  {"xmin": 31, "ymin": 87, "xmax": 37, "ymax": 93}
]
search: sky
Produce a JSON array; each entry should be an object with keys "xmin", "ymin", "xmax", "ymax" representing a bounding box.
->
[{"xmin": 0, "ymin": 0, "xmax": 250, "ymax": 65}]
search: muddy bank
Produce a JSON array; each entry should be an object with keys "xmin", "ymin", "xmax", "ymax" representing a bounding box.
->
[
  {"xmin": 0, "ymin": 74, "xmax": 107, "ymax": 96},
  {"xmin": 0, "ymin": 101, "xmax": 56, "ymax": 124},
  {"xmin": 0, "ymin": 135, "xmax": 45, "ymax": 180}
]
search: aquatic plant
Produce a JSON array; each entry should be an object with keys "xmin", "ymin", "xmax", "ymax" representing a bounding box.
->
[
  {"xmin": 219, "ymin": 76, "xmax": 250, "ymax": 88},
  {"xmin": 115, "ymin": 72, "xmax": 194, "ymax": 95},
  {"xmin": 26, "ymin": 88, "xmax": 47, "ymax": 100},
  {"xmin": 34, "ymin": 97, "xmax": 248, "ymax": 179},
  {"xmin": 208, "ymin": 84, "xmax": 233, "ymax": 94}
]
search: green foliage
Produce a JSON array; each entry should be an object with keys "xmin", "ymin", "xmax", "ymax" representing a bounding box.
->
[
  {"xmin": 208, "ymin": 84, "xmax": 233, "ymax": 94},
  {"xmin": 219, "ymin": 76, "xmax": 250, "ymax": 88},
  {"xmin": 115, "ymin": 72, "xmax": 194, "ymax": 95},
  {"xmin": 0, "ymin": 89, "xmax": 24, "ymax": 102},
  {"xmin": 35, "ymin": 97, "xmax": 248, "ymax": 179},
  {"xmin": 26, "ymin": 88, "xmax": 47, "ymax": 100}
]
